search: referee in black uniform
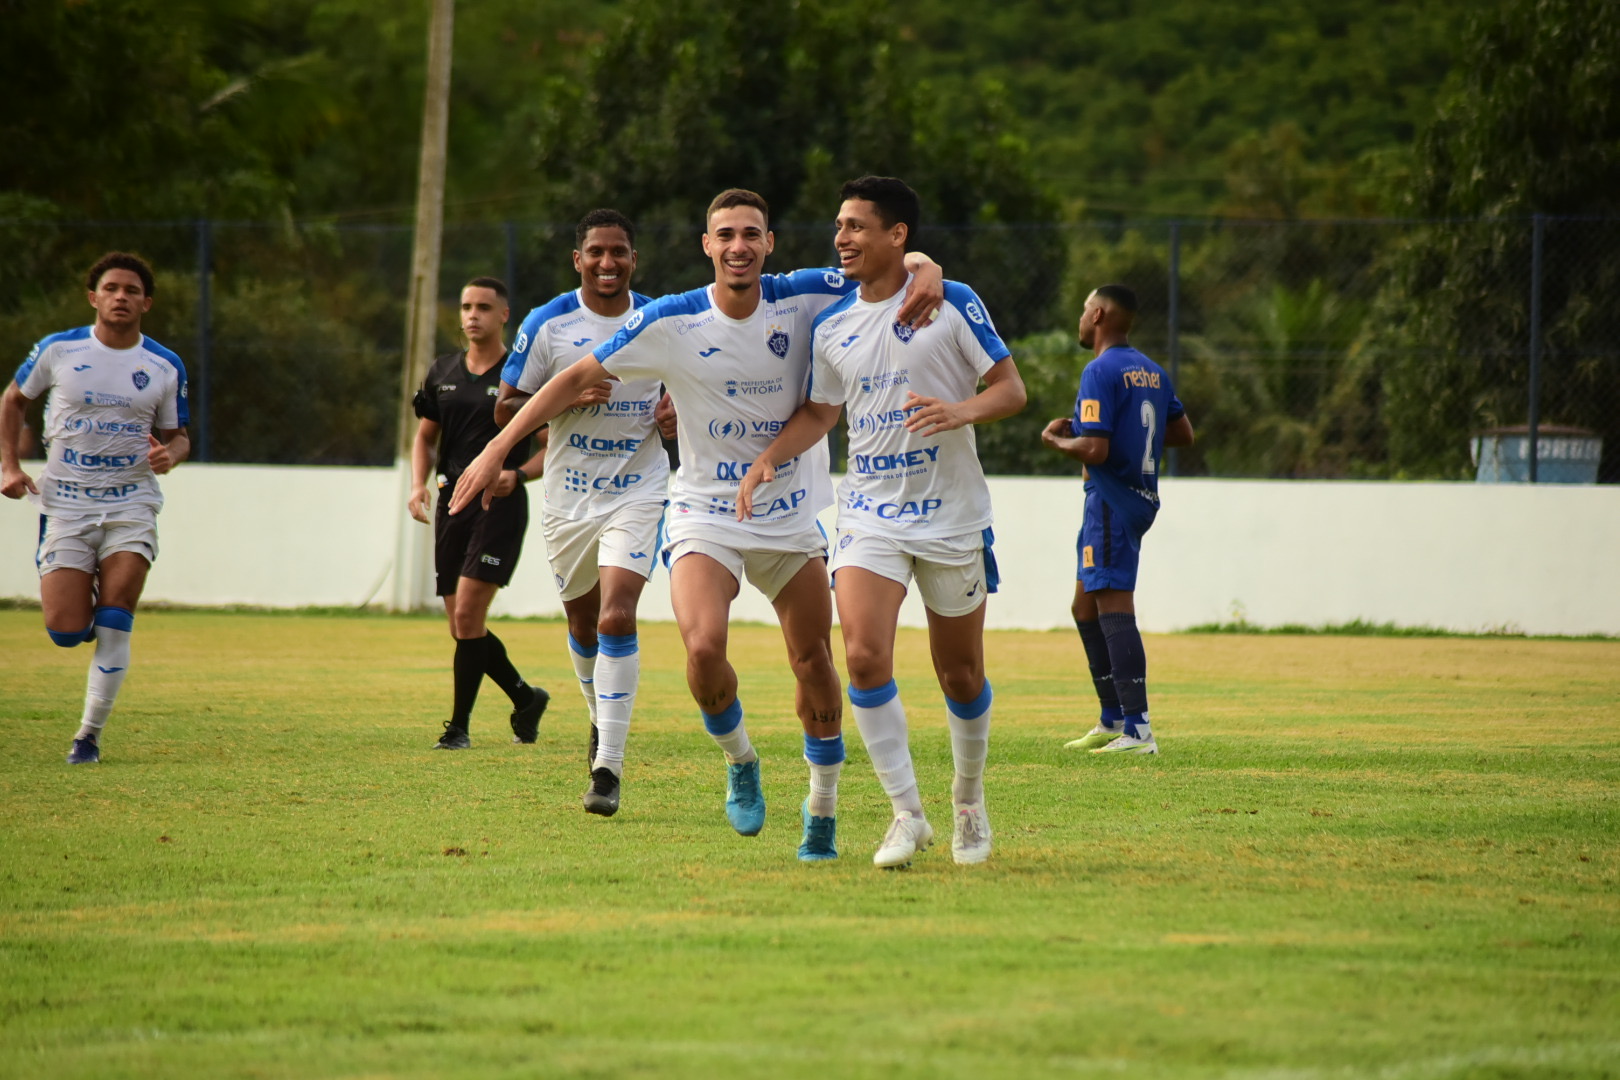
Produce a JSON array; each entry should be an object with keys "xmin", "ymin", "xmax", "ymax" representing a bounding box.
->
[{"xmin": 408, "ymin": 277, "xmax": 549, "ymax": 748}]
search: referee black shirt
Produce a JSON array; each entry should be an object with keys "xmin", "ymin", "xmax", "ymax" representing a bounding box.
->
[{"xmin": 414, "ymin": 350, "xmax": 532, "ymax": 486}]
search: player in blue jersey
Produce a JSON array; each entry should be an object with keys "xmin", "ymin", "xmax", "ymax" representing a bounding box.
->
[
  {"xmin": 737, "ymin": 176, "xmax": 1026, "ymax": 867},
  {"xmin": 1041, "ymin": 285, "xmax": 1194, "ymax": 755},
  {"xmin": 452, "ymin": 189, "xmax": 943, "ymax": 861},
  {"xmin": 408, "ymin": 277, "xmax": 551, "ymax": 752},
  {"xmin": 492, "ymin": 210, "xmax": 672, "ymax": 817},
  {"xmin": 1, "ymin": 253, "xmax": 191, "ymax": 764}
]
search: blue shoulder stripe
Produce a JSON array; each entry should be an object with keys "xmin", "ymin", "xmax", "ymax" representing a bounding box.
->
[
  {"xmin": 14, "ymin": 326, "xmax": 94, "ymax": 387},
  {"xmin": 142, "ymin": 337, "xmax": 190, "ymax": 426},
  {"xmin": 810, "ymin": 291, "xmax": 859, "ymax": 340},
  {"xmin": 762, "ymin": 268, "xmax": 853, "ymax": 303},
  {"xmin": 596, "ymin": 286, "xmax": 712, "ymax": 366},
  {"xmin": 943, "ymin": 281, "xmax": 1011, "ymax": 362}
]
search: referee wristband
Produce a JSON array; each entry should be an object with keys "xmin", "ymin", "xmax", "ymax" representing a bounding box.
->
[{"xmin": 512, "ymin": 468, "xmax": 529, "ymax": 484}]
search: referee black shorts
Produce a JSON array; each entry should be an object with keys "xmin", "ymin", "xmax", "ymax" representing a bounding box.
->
[{"xmin": 434, "ymin": 486, "xmax": 529, "ymax": 595}]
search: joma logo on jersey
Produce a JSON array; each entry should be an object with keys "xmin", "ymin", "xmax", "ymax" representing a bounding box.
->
[
  {"xmin": 1080, "ymin": 399, "xmax": 1101, "ymax": 424},
  {"xmin": 851, "ymin": 446, "xmax": 940, "ymax": 473},
  {"xmin": 1120, "ymin": 369, "xmax": 1162, "ymax": 389},
  {"xmin": 568, "ymin": 434, "xmax": 641, "ymax": 453}
]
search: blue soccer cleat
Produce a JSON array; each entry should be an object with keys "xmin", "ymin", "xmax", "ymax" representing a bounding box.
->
[
  {"xmin": 724, "ymin": 758, "xmax": 765, "ymax": 836},
  {"xmin": 798, "ymin": 799, "xmax": 838, "ymax": 862},
  {"xmin": 66, "ymin": 736, "xmax": 100, "ymax": 765}
]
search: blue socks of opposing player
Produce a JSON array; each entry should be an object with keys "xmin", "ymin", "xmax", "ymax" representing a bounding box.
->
[
  {"xmin": 1098, "ymin": 612, "xmax": 1150, "ymax": 739},
  {"xmin": 594, "ymin": 633, "xmax": 639, "ymax": 776},
  {"xmin": 701, "ymin": 697, "xmax": 754, "ymax": 763},
  {"xmin": 1076, "ymin": 618, "xmax": 1126, "ymax": 730},
  {"xmin": 803, "ymin": 732, "xmax": 844, "ymax": 818},
  {"xmin": 77, "ymin": 606, "xmax": 133, "ymax": 738},
  {"xmin": 945, "ymin": 681, "xmax": 992, "ymax": 806}
]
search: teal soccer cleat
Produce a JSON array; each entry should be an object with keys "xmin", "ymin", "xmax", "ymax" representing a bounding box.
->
[
  {"xmin": 798, "ymin": 799, "xmax": 838, "ymax": 862},
  {"xmin": 725, "ymin": 758, "xmax": 765, "ymax": 836}
]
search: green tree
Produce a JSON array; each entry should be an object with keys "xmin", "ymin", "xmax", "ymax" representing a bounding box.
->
[{"xmin": 1363, "ymin": 0, "xmax": 1620, "ymax": 479}]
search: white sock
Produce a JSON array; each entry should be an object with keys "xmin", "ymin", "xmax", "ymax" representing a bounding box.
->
[
  {"xmin": 593, "ymin": 633, "xmax": 639, "ymax": 776},
  {"xmin": 946, "ymin": 682, "xmax": 993, "ymax": 806},
  {"xmin": 702, "ymin": 699, "xmax": 754, "ymax": 763},
  {"xmin": 568, "ymin": 633, "xmax": 600, "ymax": 724},
  {"xmin": 804, "ymin": 733, "xmax": 845, "ymax": 818},
  {"xmin": 79, "ymin": 606, "xmax": 134, "ymax": 736},
  {"xmin": 850, "ymin": 680, "xmax": 923, "ymax": 817}
]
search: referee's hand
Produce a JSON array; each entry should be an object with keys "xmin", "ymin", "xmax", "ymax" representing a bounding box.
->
[{"xmin": 407, "ymin": 485, "xmax": 431, "ymax": 523}]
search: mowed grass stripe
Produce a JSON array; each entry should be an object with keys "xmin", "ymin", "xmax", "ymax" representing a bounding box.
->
[{"xmin": 2, "ymin": 610, "xmax": 1616, "ymax": 1079}]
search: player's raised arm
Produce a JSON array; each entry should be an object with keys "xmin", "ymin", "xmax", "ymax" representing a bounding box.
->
[
  {"xmin": 735, "ymin": 400, "xmax": 843, "ymax": 520},
  {"xmin": 903, "ymin": 357, "xmax": 1027, "ymax": 437},
  {"xmin": 449, "ymin": 354, "xmax": 610, "ymax": 514},
  {"xmin": 896, "ymin": 253, "xmax": 944, "ymax": 328}
]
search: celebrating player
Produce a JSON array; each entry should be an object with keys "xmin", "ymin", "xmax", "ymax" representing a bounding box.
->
[
  {"xmin": 737, "ymin": 176, "xmax": 1026, "ymax": 868},
  {"xmin": 452, "ymin": 188, "xmax": 943, "ymax": 861},
  {"xmin": 408, "ymin": 277, "xmax": 550, "ymax": 750},
  {"xmin": 1041, "ymin": 284, "xmax": 1194, "ymax": 755},
  {"xmin": 1, "ymin": 253, "xmax": 190, "ymax": 764},
  {"xmin": 493, "ymin": 210, "xmax": 668, "ymax": 817}
]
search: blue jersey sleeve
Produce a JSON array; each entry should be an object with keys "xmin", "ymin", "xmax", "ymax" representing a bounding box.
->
[
  {"xmin": 504, "ymin": 308, "xmax": 547, "ymax": 387},
  {"xmin": 943, "ymin": 282, "xmax": 1011, "ymax": 363},
  {"xmin": 1074, "ymin": 358, "xmax": 1114, "ymax": 437},
  {"xmin": 143, "ymin": 338, "xmax": 189, "ymax": 427}
]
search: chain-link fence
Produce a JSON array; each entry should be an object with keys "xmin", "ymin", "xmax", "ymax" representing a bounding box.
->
[{"xmin": 2, "ymin": 215, "xmax": 1614, "ymax": 481}]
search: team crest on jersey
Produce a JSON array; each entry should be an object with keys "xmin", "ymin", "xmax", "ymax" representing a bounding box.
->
[
  {"xmin": 131, "ymin": 370, "xmax": 150, "ymax": 391},
  {"xmin": 766, "ymin": 328, "xmax": 791, "ymax": 359},
  {"xmin": 892, "ymin": 321, "xmax": 915, "ymax": 344}
]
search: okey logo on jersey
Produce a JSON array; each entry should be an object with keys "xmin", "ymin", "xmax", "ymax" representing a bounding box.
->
[
  {"xmin": 766, "ymin": 328, "xmax": 791, "ymax": 359},
  {"xmin": 132, "ymin": 370, "xmax": 151, "ymax": 391}
]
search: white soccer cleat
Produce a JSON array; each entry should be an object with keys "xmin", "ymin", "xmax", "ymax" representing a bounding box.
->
[
  {"xmin": 951, "ymin": 802, "xmax": 992, "ymax": 865},
  {"xmin": 1090, "ymin": 732, "xmax": 1158, "ymax": 755},
  {"xmin": 873, "ymin": 811, "xmax": 934, "ymax": 869},
  {"xmin": 1064, "ymin": 724, "xmax": 1124, "ymax": 751}
]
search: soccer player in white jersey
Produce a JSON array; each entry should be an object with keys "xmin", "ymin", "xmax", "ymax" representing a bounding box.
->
[
  {"xmin": 452, "ymin": 188, "xmax": 943, "ymax": 861},
  {"xmin": 737, "ymin": 176, "xmax": 1027, "ymax": 868},
  {"xmin": 1, "ymin": 253, "xmax": 191, "ymax": 765},
  {"xmin": 492, "ymin": 209, "xmax": 670, "ymax": 817}
]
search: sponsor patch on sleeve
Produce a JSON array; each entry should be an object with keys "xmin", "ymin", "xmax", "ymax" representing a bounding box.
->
[
  {"xmin": 1080, "ymin": 399, "xmax": 1101, "ymax": 424},
  {"xmin": 1082, "ymin": 545, "xmax": 1095, "ymax": 569}
]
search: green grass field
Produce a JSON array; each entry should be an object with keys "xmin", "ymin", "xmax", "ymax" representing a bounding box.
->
[{"xmin": 2, "ymin": 609, "xmax": 1617, "ymax": 1079}]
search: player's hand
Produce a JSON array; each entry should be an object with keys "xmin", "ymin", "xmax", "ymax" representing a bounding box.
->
[
  {"xmin": 1041, "ymin": 416, "xmax": 1076, "ymax": 450},
  {"xmin": 897, "ymin": 262, "xmax": 945, "ymax": 329},
  {"xmin": 901, "ymin": 392, "xmax": 968, "ymax": 436},
  {"xmin": 734, "ymin": 456, "xmax": 776, "ymax": 520},
  {"xmin": 147, "ymin": 433, "xmax": 175, "ymax": 474},
  {"xmin": 1, "ymin": 465, "xmax": 37, "ymax": 499},
  {"xmin": 655, "ymin": 392, "xmax": 677, "ymax": 440},
  {"xmin": 569, "ymin": 381, "xmax": 615, "ymax": 411},
  {"xmin": 448, "ymin": 446, "xmax": 503, "ymax": 513},
  {"xmin": 491, "ymin": 469, "xmax": 520, "ymax": 498},
  {"xmin": 407, "ymin": 485, "xmax": 431, "ymax": 523}
]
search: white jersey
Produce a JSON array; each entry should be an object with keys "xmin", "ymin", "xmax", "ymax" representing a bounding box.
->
[
  {"xmin": 810, "ymin": 276, "xmax": 1010, "ymax": 539},
  {"xmin": 503, "ymin": 289, "xmax": 669, "ymax": 521},
  {"xmin": 594, "ymin": 269, "xmax": 854, "ymax": 549},
  {"xmin": 14, "ymin": 326, "xmax": 188, "ymax": 521}
]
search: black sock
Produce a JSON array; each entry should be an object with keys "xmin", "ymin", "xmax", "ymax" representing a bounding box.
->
[
  {"xmin": 1098, "ymin": 612, "xmax": 1148, "ymax": 733},
  {"xmin": 482, "ymin": 632, "xmax": 528, "ymax": 705},
  {"xmin": 451, "ymin": 636, "xmax": 488, "ymax": 729},
  {"xmin": 1075, "ymin": 618, "xmax": 1123, "ymax": 724}
]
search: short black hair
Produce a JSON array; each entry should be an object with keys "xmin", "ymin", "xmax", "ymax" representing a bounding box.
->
[
  {"xmin": 464, "ymin": 276, "xmax": 508, "ymax": 300},
  {"xmin": 87, "ymin": 252, "xmax": 155, "ymax": 296},
  {"xmin": 576, "ymin": 209, "xmax": 636, "ymax": 248},
  {"xmin": 706, "ymin": 188, "xmax": 770, "ymax": 230},
  {"xmin": 838, "ymin": 176, "xmax": 920, "ymax": 245},
  {"xmin": 1094, "ymin": 283, "xmax": 1138, "ymax": 314}
]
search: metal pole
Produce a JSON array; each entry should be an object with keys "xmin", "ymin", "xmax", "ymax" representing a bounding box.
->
[
  {"xmin": 1527, "ymin": 213, "xmax": 1544, "ymax": 483},
  {"xmin": 1167, "ymin": 220, "xmax": 1181, "ymax": 477},
  {"xmin": 504, "ymin": 220, "xmax": 518, "ymax": 305},
  {"xmin": 194, "ymin": 218, "xmax": 212, "ymax": 463},
  {"xmin": 391, "ymin": 0, "xmax": 455, "ymax": 611}
]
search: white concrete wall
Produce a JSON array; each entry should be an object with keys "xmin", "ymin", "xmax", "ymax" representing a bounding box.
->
[{"xmin": 4, "ymin": 466, "xmax": 1616, "ymax": 636}]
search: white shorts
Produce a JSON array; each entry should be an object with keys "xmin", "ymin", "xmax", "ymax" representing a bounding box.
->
[
  {"xmin": 828, "ymin": 527, "xmax": 997, "ymax": 617},
  {"xmin": 542, "ymin": 499, "xmax": 666, "ymax": 602},
  {"xmin": 665, "ymin": 533, "xmax": 827, "ymax": 603},
  {"xmin": 36, "ymin": 512, "xmax": 159, "ymax": 577}
]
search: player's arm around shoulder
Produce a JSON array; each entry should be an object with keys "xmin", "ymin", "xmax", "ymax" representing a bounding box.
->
[{"xmin": 0, "ymin": 379, "xmax": 39, "ymax": 498}]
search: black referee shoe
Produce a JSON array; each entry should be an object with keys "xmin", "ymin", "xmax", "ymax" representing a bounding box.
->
[
  {"xmin": 434, "ymin": 723, "xmax": 470, "ymax": 750},
  {"xmin": 582, "ymin": 767, "xmax": 620, "ymax": 817},
  {"xmin": 509, "ymin": 685, "xmax": 549, "ymax": 744}
]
